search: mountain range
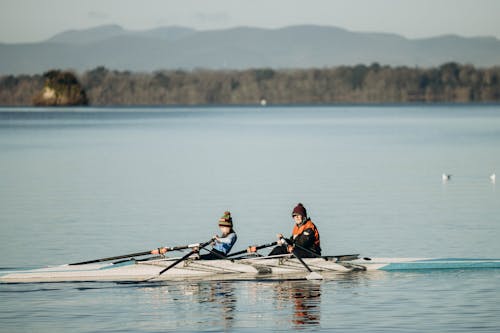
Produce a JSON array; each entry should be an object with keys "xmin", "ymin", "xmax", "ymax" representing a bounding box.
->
[{"xmin": 1, "ymin": 24, "xmax": 500, "ymax": 75}]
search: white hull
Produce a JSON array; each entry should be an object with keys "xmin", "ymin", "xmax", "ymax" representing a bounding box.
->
[
  {"xmin": 0, "ymin": 256, "xmax": 350, "ymax": 283},
  {"xmin": 2, "ymin": 255, "xmax": 499, "ymax": 283}
]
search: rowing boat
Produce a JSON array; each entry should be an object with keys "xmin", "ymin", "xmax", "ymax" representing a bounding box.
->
[{"xmin": 1, "ymin": 255, "xmax": 499, "ymax": 283}]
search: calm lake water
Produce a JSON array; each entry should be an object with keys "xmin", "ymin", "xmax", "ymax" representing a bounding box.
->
[{"xmin": 0, "ymin": 105, "xmax": 499, "ymax": 332}]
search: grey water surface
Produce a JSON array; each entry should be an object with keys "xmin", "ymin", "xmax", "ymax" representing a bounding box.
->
[{"xmin": 0, "ymin": 105, "xmax": 499, "ymax": 332}]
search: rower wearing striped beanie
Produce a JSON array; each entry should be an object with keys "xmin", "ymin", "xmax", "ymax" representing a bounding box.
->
[{"xmin": 200, "ymin": 211, "xmax": 238, "ymax": 260}]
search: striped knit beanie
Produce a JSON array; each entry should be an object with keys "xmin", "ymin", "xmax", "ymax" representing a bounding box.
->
[{"xmin": 218, "ymin": 211, "xmax": 233, "ymax": 227}]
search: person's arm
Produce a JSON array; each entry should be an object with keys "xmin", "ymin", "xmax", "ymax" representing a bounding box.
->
[
  {"xmin": 213, "ymin": 233, "xmax": 237, "ymax": 254},
  {"xmin": 274, "ymin": 233, "xmax": 293, "ymax": 252},
  {"xmin": 215, "ymin": 233, "xmax": 236, "ymax": 245}
]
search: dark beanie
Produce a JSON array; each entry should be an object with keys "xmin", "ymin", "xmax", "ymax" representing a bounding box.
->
[
  {"xmin": 292, "ymin": 203, "xmax": 307, "ymax": 218},
  {"xmin": 218, "ymin": 211, "xmax": 233, "ymax": 227}
]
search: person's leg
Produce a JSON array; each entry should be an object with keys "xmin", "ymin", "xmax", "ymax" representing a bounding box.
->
[
  {"xmin": 269, "ymin": 245, "xmax": 288, "ymax": 256},
  {"xmin": 200, "ymin": 249, "xmax": 226, "ymax": 260},
  {"xmin": 293, "ymin": 247, "xmax": 317, "ymax": 258}
]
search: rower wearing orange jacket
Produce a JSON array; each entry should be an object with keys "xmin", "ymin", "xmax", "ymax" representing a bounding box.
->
[{"xmin": 269, "ymin": 203, "xmax": 321, "ymax": 258}]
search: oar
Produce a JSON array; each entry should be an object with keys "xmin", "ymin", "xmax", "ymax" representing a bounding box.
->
[
  {"xmin": 70, "ymin": 250, "xmax": 153, "ymax": 266},
  {"xmin": 69, "ymin": 243, "xmax": 200, "ymax": 266},
  {"xmin": 282, "ymin": 237, "xmax": 323, "ymax": 280},
  {"xmin": 143, "ymin": 238, "xmax": 215, "ymax": 282},
  {"xmin": 227, "ymin": 241, "xmax": 278, "ymax": 258},
  {"xmin": 287, "ymin": 243, "xmax": 361, "ymax": 261}
]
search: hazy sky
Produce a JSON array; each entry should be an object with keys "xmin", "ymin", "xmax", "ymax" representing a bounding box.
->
[{"xmin": 1, "ymin": 0, "xmax": 499, "ymax": 43}]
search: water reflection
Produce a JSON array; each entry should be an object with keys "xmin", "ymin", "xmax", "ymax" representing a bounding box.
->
[
  {"xmin": 204, "ymin": 281, "xmax": 236, "ymax": 328},
  {"xmin": 274, "ymin": 280, "xmax": 322, "ymax": 327},
  {"xmin": 178, "ymin": 281, "xmax": 236, "ymax": 330},
  {"xmin": 131, "ymin": 272, "xmax": 394, "ymax": 330},
  {"xmin": 134, "ymin": 280, "xmax": 237, "ymax": 330}
]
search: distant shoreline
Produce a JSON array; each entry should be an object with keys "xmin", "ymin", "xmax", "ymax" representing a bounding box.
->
[
  {"xmin": 1, "ymin": 63, "xmax": 499, "ymax": 106},
  {"xmin": 1, "ymin": 102, "xmax": 499, "ymax": 111}
]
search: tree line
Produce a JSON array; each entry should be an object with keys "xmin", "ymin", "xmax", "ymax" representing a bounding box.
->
[{"xmin": 1, "ymin": 63, "xmax": 499, "ymax": 106}]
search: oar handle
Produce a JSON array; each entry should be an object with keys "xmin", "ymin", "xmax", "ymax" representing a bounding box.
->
[{"xmin": 164, "ymin": 243, "xmax": 201, "ymax": 251}]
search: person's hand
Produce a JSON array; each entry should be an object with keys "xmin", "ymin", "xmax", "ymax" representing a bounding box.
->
[
  {"xmin": 247, "ymin": 246, "xmax": 257, "ymax": 253},
  {"xmin": 277, "ymin": 233, "xmax": 285, "ymax": 245},
  {"xmin": 151, "ymin": 247, "xmax": 168, "ymax": 255},
  {"xmin": 287, "ymin": 245, "xmax": 294, "ymax": 253}
]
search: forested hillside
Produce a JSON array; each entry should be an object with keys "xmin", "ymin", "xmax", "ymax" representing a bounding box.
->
[{"xmin": 1, "ymin": 63, "xmax": 499, "ymax": 106}]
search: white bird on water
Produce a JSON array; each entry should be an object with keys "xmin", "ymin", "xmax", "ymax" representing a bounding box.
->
[
  {"xmin": 491, "ymin": 173, "xmax": 496, "ymax": 183},
  {"xmin": 442, "ymin": 173, "xmax": 451, "ymax": 182}
]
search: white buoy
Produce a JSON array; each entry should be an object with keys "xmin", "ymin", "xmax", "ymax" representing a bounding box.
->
[
  {"xmin": 260, "ymin": 98, "xmax": 267, "ymax": 106},
  {"xmin": 491, "ymin": 173, "xmax": 496, "ymax": 183},
  {"xmin": 442, "ymin": 173, "xmax": 451, "ymax": 182}
]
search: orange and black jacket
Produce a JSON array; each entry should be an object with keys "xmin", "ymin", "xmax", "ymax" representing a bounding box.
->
[{"xmin": 291, "ymin": 219, "xmax": 321, "ymax": 257}]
